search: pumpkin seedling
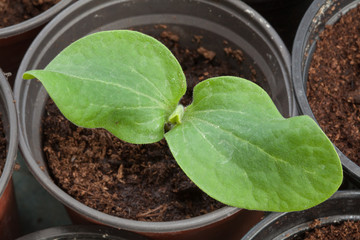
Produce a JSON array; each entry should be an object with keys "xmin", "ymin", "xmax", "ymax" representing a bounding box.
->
[{"xmin": 23, "ymin": 30, "xmax": 342, "ymax": 212}]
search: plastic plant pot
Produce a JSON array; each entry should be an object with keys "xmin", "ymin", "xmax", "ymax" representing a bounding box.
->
[
  {"xmin": 16, "ymin": 225, "xmax": 149, "ymax": 240},
  {"xmin": 292, "ymin": 0, "xmax": 360, "ymax": 188},
  {"xmin": 0, "ymin": 69, "xmax": 19, "ymax": 240},
  {"xmin": 0, "ymin": 0, "xmax": 75, "ymax": 88},
  {"xmin": 14, "ymin": 0, "xmax": 294, "ymax": 239},
  {"xmin": 242, "ymin": 191, "xmax": 360, "ymax": 239},
  {"xmin": 243, "ymin": 0, "xmax": 313, "ymax": 50}
]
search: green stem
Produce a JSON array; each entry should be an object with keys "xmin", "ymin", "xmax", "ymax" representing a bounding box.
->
[{"xmin": 168, "ymin": 104, "xmax": 185, "ymax": 126}]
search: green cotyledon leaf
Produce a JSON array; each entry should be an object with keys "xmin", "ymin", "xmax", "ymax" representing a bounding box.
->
[
  {"xmin": 23, "ymin": 30, "xmax": 186, "ymax": 144},
  {"xmin": 165, "ymin": 76, "xmax": 343, "ymax": 212}
]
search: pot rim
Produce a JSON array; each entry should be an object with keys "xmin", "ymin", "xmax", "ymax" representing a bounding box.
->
[
  {"xmin": 0, "ymin": 69, "xmax": 18, "ymax": 197},
  {"xmin": 16, "ymin": 225, "xmax": 149, "ymax": 240},
  {"xmin": 0, "ymin": 0, "xmax": 74, "ymax": 39},
  {"xmin": 291, "ymin": 0, "xmax": 360, "ymax": 184},
  {"xmin": 242, "ymin": 190, "xmax": 360, "ymax": 239},
  {"xmin": 14, "ymin": 0, "xmax": 290, "ymax": 233}
]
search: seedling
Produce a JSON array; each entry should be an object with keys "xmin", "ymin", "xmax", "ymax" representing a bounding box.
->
[{"xmin": 23, "ymin": 30, "xmax": 342, "ymax": 212}]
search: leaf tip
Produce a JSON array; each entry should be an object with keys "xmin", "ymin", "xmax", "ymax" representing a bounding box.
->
[{"xmin": 23, "ymin": 70, "xmax": 39, "ymax": 80}]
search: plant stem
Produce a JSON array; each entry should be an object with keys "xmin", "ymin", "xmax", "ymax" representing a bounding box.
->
[{"xmin": 168, "ymin": 104, "xmax": 185, "ymax": 126}]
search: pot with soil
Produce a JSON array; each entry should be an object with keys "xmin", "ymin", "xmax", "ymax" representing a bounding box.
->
[
  {"xmin": 0, "ymin": 0, "xmax": 74, "ymax": 87},
  {"xmin": 16, "ymin": 225, "xmax": 149, "ymax": 240},
  {"xmin": 15, "ymin": 0, "xmax": 311, "ymax": 239},
  {"xmin": 242, "ymin": 191, "xmax": 360, "ymax": 239},
  {"xmin": 292, "ymin": 0, "xmax": 360, "ymax": 187},
  {"xmin": 243, "ymin": 0, "xmax": 313, "ymax": 50},
  {"xmin": 0, "ymin": 69, "xmax": 19, "ymax": 239}
]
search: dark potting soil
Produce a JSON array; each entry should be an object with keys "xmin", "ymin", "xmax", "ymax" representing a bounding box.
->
[
  {"xmin": 307, "ymin": 5, "xmax": 360, "ymax": 166},
  {"xmin": 293, "ymin": 219, "xmax": 360, "ymax": 240},
  {"xmin": 0, "ymin": 113, "xmax": 7, "ymax": 176},
  {"xmin": 42, "ymin": 29, "xmax": 256, "ymax": 221},
  {"xmin": 0, "ymin": 0, "xmax": 60, "ymax": 28}
]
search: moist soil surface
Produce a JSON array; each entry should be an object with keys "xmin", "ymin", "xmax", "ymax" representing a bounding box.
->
[
  {"xmin": 293, "ymin": 219, "xmax": 360, "ymax": 240},
  {"xmin": 42, "ymin": 27, "xmax": 256, "ymax": 221},
  {"xmin": 0, "ymin": 0, "xmax": 60, "ymax": 28},
  {"xmin": 0, "ymin": 113, "xmax": 7, "ymax": 176},
  {"xmin": 307, "ymin": 5, "xmax": 360, "ymax": 166}
]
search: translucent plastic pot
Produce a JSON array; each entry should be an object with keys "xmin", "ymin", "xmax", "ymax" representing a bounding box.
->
[
  {"xmin": 292, "ymin": 0, "xmax": 360, "ymax": 187},
  {"xmin": 16, "ymin": 225, "xmax": 149, "ymax": 240},
  {"xmin": 242, "ymin": 191, "xmax": 360, "ymax": 239},
  {"xmin": 14, "ymin": 0, "xmax": 294, "ymax": 239},
  {"xmin": 243, "ymin": 0, "xmax": 313, "ymax": 49},
  {"xmin": 0, "ymin": 69, "xmax": 19, "ymax": 239},
  {"xmin": 0, "ymin": 0, "xmax": 74, "ymax": 87}
]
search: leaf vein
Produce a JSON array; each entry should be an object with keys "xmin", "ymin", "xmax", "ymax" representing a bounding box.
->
[
  {"xmin": 189, "ymin": 116, "xmax": 314, "ymax": 174},
  {"xmin": 88, "ymin": 103, "xmax": 163, "ymax": 111},
  {"xmin": 189, "ymin": 121, "xmax": 230, "ymax": 164},
  {"xmin": 45, "ymin": 70, "xmax": 166, "ymax": 107},
  {"xmin": 117, "ymin": 63, "xmax": 172, "ymax": 105}
]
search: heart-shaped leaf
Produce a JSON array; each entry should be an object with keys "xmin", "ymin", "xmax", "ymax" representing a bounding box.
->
[
  {"xmin": 165, "ymin": 76, "xmax": 342, "ymax": 212},
  {"xmin": 23, "ymin": 30, "xmax": 186, "ymax": 144}
]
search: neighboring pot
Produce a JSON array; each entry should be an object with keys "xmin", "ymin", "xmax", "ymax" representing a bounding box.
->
[
  {"xmin": 0, "ymin": 69, "xmax": 19, "ymax": 239},
  {"xmin": 243, "ymin": 0, "xmax": 313, "ymax": 50},
  {"xmin": 242, "ymin": 191, "xmax": 360, "ymax": 239},
  {"xmin": 16, "ymin": 225, "xmax": 149, "ymax": 240},
  {"xmin": 14, "ymin": 0, "xmax": 294, "ymax": 239},
  {"xmin": 0, "ymin": 0, "xmax": 74, "ymax": 88},
  {"xmin": 292, "ymin": 0, "xmax": 360, "ymax": 187}
]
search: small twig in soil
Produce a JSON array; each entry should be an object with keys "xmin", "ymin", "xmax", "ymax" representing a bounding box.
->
[{"xmin": 136, "ymin": 204, "xmax": 168, "ymax": 218}]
